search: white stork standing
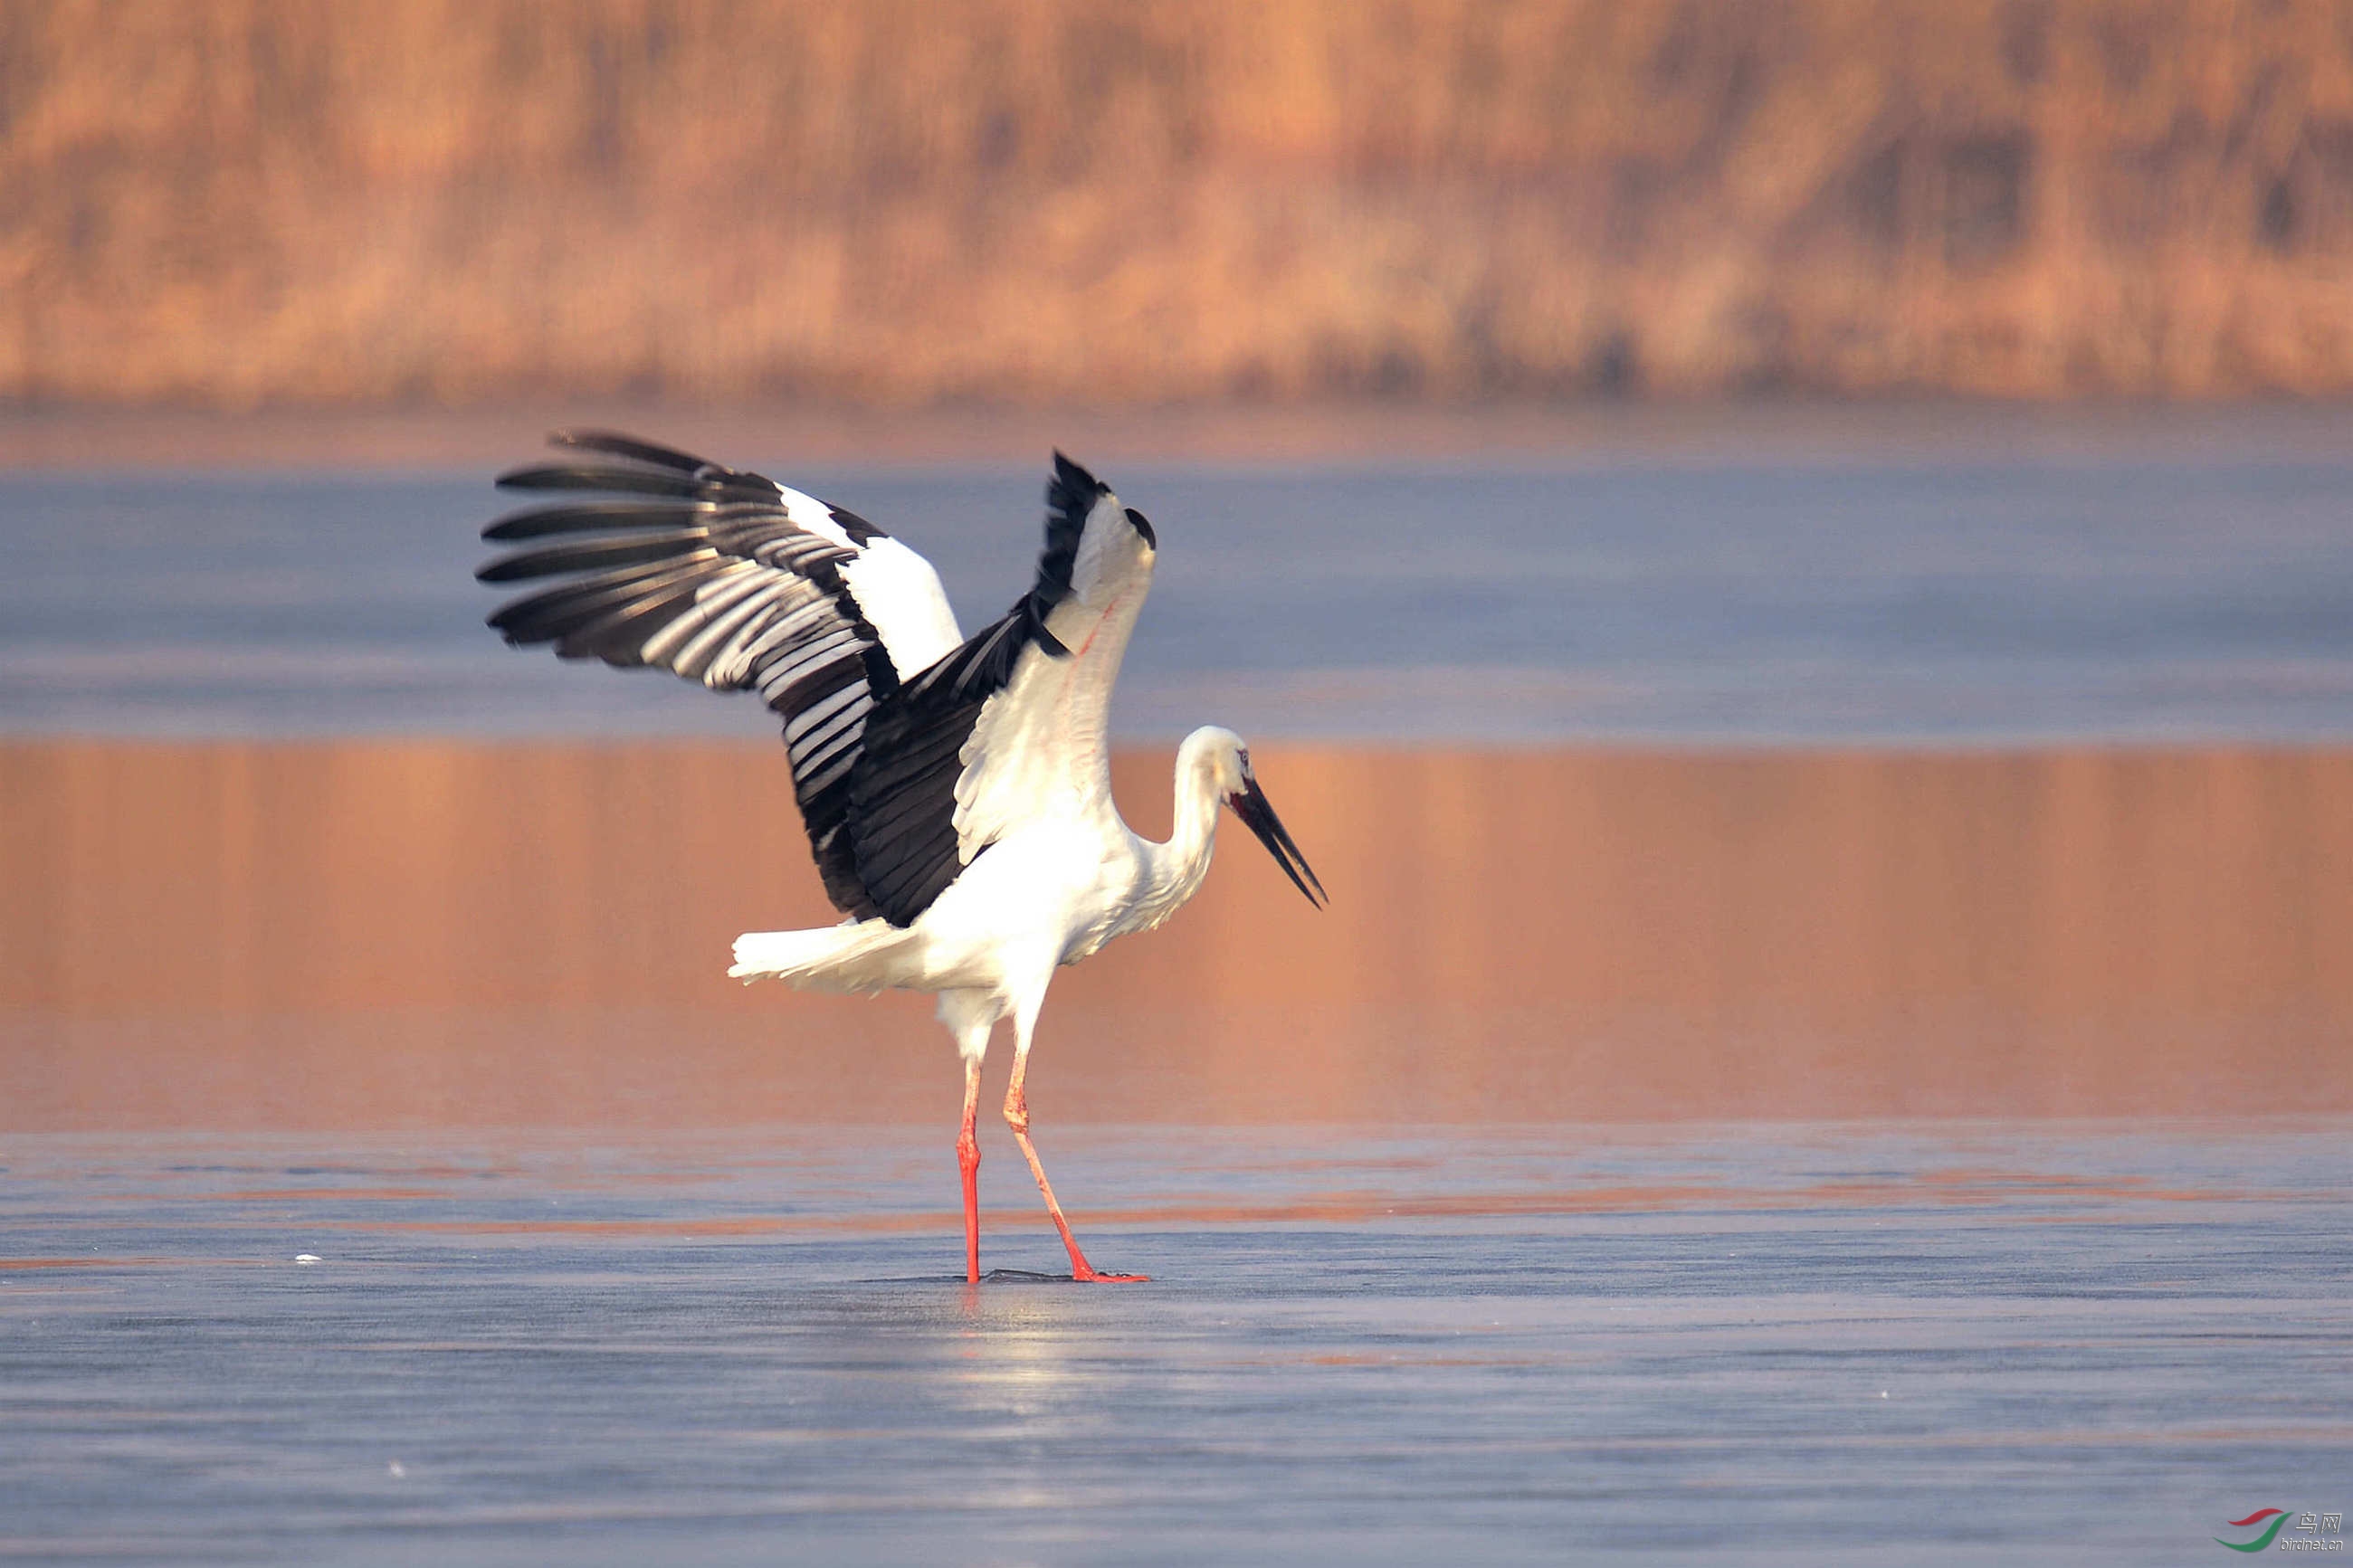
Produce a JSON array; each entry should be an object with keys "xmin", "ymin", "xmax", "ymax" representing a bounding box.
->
[{"xmin": 477, "ymin": 432, "xmax": 1324, "ymax": 1284}]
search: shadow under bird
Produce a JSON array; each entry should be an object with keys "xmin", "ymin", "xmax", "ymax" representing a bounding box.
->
[{"xmin": 476, "ymin": 432, "xmax": 1325, "ymax": 1282}]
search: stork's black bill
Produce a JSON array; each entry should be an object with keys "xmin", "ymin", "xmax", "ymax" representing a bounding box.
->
[{"xmin": 1229, "ymin": 780, "xmax": 1326, "ymax": 908}]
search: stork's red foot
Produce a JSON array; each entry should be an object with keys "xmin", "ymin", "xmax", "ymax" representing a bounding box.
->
[{"xmin": 1071, "ymin": 1265, "xmax": 1150, "ymax": 1284}]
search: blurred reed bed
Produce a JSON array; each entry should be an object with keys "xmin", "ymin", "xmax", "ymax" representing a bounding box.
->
[{"xmin": 8, "ymin": 1, "xmax": 2353, "ymax": 409}]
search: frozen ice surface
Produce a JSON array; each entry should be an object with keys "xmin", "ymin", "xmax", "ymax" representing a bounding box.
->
[{"xmin": 2, "ymin": 1120, "xmax": 2347, "ymax": 1564}]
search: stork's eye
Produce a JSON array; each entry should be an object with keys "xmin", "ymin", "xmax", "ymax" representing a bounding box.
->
[{"xmin": 1124, "ymin": 508, "xmax": 1157, "ymax": 548}]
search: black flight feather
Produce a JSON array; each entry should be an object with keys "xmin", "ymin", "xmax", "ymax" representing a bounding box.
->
[
  {"xmin": 548, "ymin": 429, "xmax": 727, "ymax": 475},
  {"xmin": 496, "ymin": 464, "xmax": 712, "ymax": 499},
  {"xmin": 475, "ymin": 532, "xmax": 722, "ymax": 584},
  {"xmin": 482, "ymin": 499, "xmax": 714, "ymax": 542}
]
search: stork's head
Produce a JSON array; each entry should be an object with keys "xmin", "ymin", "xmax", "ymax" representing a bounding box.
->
[{"xmin": 1187, "ymin": 727, "xmax": 1326, "ymax": 908}]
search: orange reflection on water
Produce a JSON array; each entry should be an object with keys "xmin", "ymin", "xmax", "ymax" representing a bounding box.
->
[{"xmin": 5, "ymin": 740, "xmax": 2348, "ymax": 1129}]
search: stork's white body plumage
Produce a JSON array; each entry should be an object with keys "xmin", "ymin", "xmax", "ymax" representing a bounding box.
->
[{"xmin": 479, "ymin": 433, "xmax": 1321, "ymax": 1282}]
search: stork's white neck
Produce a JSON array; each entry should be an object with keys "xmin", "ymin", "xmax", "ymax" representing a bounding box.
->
[{"xmin": 1126, "ymin": 733, "xmax": 1227, "ymax": 935}]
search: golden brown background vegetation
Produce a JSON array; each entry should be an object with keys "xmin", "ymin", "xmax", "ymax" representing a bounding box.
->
[
  {"xmin": 12, "ymin": 0, "xmax": 2353, "ymax": 409},
  {"xmin": 6, "ymin": 742, "xmax": 2346, "ymax": 1129}
]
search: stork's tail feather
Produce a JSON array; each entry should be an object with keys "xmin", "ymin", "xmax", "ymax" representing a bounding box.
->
[{"xmin": 729, "ymin": 920, "xmax": 913, "ymax": 993}]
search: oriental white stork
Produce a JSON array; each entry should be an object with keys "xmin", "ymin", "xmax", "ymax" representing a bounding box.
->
[{"xmin": 477, "ymin": 432, "xmax": 1324, "ymax": 1284}]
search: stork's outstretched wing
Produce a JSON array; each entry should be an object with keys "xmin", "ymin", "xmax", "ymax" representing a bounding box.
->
[
  {"xmin": 475, "ymin": 431, "xmax": 962, "ymax": 917},
  {"xmin": 845, "ymin": 454, "xmax": 1157, "ymax": 925}
]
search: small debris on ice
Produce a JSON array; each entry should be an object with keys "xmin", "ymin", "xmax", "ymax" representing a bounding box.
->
[{"xmin": 294, "ymin": 1254, "xmax": 321, "ymax": 1265}]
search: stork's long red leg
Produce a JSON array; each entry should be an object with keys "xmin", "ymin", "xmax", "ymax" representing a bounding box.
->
[
  {"xmin": 957, "ymin": 1056, "xmax": 983, "ymax": 1284},
  {"xmin": 1004, "ymin": 1051, "xmax": 1148, "ymax": 1283}
]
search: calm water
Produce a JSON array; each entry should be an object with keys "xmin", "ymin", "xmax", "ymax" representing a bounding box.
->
[
  {"xmin": 5, "ymin": 447, "xmax": 2353, "ymax": 741},
  {"xmin": 4, "ymin": 1121, "xmax": 2347, "ymax": 1564}
]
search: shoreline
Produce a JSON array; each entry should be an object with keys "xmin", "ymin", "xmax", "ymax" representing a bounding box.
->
[{"xmin": 7, "ymin": 398, "xmax": 2353, "ymax": 472}]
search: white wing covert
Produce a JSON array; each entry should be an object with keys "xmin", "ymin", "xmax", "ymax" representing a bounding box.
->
[{"xmin": 950, "ymin": 463, "xmax": 1157, "ymax": 860}]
